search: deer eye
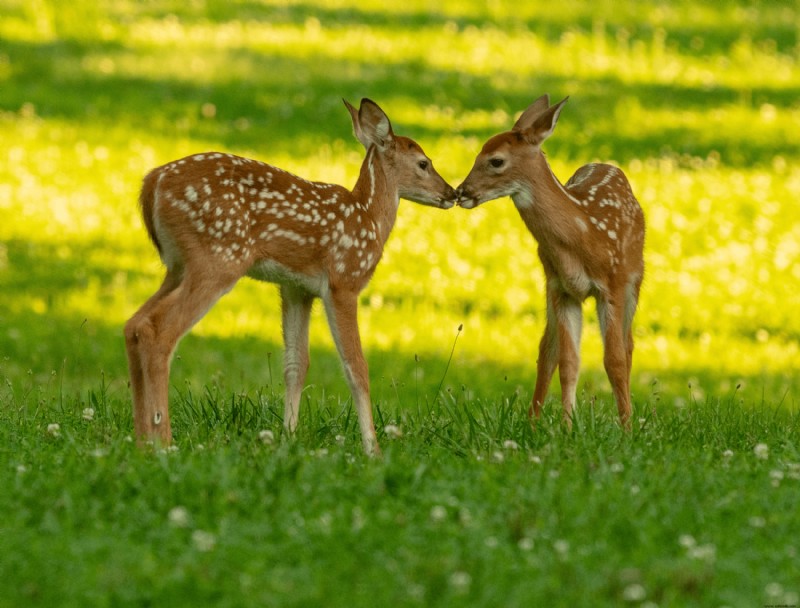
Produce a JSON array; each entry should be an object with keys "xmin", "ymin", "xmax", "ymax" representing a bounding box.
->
[
  {"xmin": 418, "ymin": 160, "xmax": 429, "ymax": 171},
  {"xmin": 489, "ymin": 157, "xmax": 505, "ymax": 168}
]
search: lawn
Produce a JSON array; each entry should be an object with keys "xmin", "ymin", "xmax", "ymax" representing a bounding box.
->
[{"xmin": 1, "ymin": 1, "xmax": 799, "ymax": 606}]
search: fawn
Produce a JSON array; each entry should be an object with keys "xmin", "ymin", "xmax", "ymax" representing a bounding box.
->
[
  {"xmin": 125, "ymin": 99, "xmax": 455, "ymax": 455},
  {"xmin": 456, "ymin": 95, "xmax": 645, "ymax": 428}
]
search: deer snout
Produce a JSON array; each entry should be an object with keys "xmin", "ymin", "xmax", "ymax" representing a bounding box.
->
[
  {"xmin": 439, "ymin": 183, "xmax": 458, "ymax": 209},
  {"xmin": 454, "ymin": 184, "xmax": 478, "ymax": 210}
]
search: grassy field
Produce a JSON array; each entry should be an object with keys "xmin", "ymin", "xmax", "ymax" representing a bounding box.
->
[{"xmin": 1, "ymin": 1, "xmax": 799, "ymax": 606}]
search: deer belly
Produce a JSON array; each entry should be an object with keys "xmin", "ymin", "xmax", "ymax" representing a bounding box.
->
[
  {"xmin": 247, "ymin": 259, "xmax": 324, "ymax": 296},
  {"xmin": 554, "ymin": 258, "xmax": 597, "ymax": 301}
]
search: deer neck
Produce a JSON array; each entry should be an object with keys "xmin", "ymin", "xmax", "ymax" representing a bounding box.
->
[
  {"xmin": 352, "ymin": 145, "xmax": 399, "ymax": 246},
  {"xmin": 511, "ymin": 152, "xmax": 585, "ymax": 248}
]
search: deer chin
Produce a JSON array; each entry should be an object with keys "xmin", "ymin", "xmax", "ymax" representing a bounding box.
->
[
  {"xmin": 456, "ymin": 196, "xmax": 479, "ymax": 210},
  {"xmin": 404, "ymin": 194, "xmax": 456, "ymax": 210}
]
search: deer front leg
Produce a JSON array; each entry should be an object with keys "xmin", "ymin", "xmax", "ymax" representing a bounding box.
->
[
  {"xmin": 280, "ymin": 285, "xmax": 314, "ymax": 434},
  {"xmin": 322, "ymin": 287, "xmax": 380, "ymax": 456},
  {"xmin": 530, "ymin": 305, "xmax": 558, "ymax": 420},
  {"xmin": 556, "ymin": 294, "xmax": 583, "ymax": 427}
]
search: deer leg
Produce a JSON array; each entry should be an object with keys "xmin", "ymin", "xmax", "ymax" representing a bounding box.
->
[
  {"xmin": 599, "ymin": 296, "xmax": 632, "ymax": 429},
  {"xmin": 623, "ymin": 278, "xmax": 642, "ymax": 380},
  {"xmin": 530, "ymin": 287, "xmax": 559, "ymax": 419},
  {"xmin": 322, "ymin": 287, "xmax": 379, "ymax": 456},
  {"xmin": 125, "ymin": 268, "xmax": 237, "ymax": 444},
  {"xmin": 280, "ymin": 285, "xmax": 314, "ymax": 434},
  {"xmin": 556, "ymin": 295, "xmax": 583, "ymax": 427},
  {"xmin": 125, "ymin": 270, "xmax": 182, "ymax": 437}
]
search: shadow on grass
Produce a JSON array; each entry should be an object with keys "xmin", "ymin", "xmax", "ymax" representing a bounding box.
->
[
  {"xmin": 2, "ymin": 289, "xmax": 797, "ymax": 437},
  {"xmin": 114, "ymin": 1, "xmax": 800, "ymax": 55},
  {"xmin": 2, "ymin": 235, "xmax": 798, "ymax": 421},
  {"xmin": 1, "ymin": 27, "xmax": 798, "ymax": 167}
]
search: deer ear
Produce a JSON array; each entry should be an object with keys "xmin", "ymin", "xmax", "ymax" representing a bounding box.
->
[
  {"xmin": 512, "ymin": 95, "xmax": 551, "ymax": 132},
  {"xmin": 520, "ymin": 96, "xmax": 569, "ymax": 146},
  {"xmin": 344, "ymin": 98, "xmax": 394, "ymax": 151}
]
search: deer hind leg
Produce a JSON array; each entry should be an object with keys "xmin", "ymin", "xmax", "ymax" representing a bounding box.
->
[
  {"xmin": 125, "ymin": 270, "xmax": 182, "ymax": 439},
  {"xmin": 322, "ymin": 287, "xmax": 379, "ymax": 456},
  {"xmin": 598, "ymin": 294, "xmax": 632, "ymax": 429},
  {"xmin": 624, "ymin": 277, "xmax": 642, "ymax": 380},
  {"xmin": 124, "ymin": 267, "xmax": 238, "ymax": 444},
  {"xmin": 280, "ymin": 285, "xmax": 314, "ymax": 434}
]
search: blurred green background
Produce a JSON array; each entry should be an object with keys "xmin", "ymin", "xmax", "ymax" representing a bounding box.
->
[{"xmin": 1, "ymin": 0, "xmax": 798, "ymax": 414}]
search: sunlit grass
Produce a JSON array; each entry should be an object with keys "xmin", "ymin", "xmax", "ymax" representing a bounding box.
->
[{"xmin": 1, "ymin": 0, "xmax": 799, "ymax": 408}]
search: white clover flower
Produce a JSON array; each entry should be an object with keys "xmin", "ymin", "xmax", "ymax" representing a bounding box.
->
[
  {"xmin": 553, "ymin": 539, "xmax": 570, "ymax": 556},
  {"xmin": 754, "ymin": 443, "xmax": 769, "ymax": 460},
  {"xmin": 351, "ymin": 507, "xmax": 365, "ymax": 532},
  {"xmin": 722, "ymin": 449, "xmax": 734, "ymax": 459},
  {"xmin": 258, "ymin": 429, "xmax": 275, "ymax": 445},
  {"xmin": 449, "ymin": 571, "xmax": 471, "ymax": 593},
  {"xmin": 610, "ymin": 463, "xmax": 625, "ymax": 473},
  {"xmin": 82, "ymin": 407, "xmax": 95, "ymax": 421},
  {"xmin": 492, "ymin": 451, "xmax": 505, "ymax": 463},
  {"xmin": 335, "ymin": 434, "xmax": 346, "ymax": 446},
  {"xmin": 384, "ymin": 424, "xmax": 403, "ymax": 439},
  {"xmin": 770, "ymin": 470, "xmax": 784, "ymax": 487},
  {"xmin": 191, "ymin": 530, "xmax": 216, "ymax": 552},
  {"xmin": 529, "ymin": 455, "xmax": 542, "ymax": 464},
  {"xmin": 502, "ymin": 439, "xmax": 519, "ymax": 451},
  {"xmin": 687, "ymin": 543, "xmax": 716, "ymax": 563},
  {"xmin": 765, "ymin": 582, "xmax": 784, "ymax": 598},
  {"xmin": 622, "ymin": 583, "xmax": 647, "ymax": 602},
  {"xmin": 46, "ymin": 423, "xmax": 61, "ymax": 437},
  {"xmin": 168, "ymin": 506, "xmax": 191, "ymax": 528},
  {"xmin": 518, "ymin": 537, "xmax": 534, "ymax": 551},
  {"xmin": 678, "ymin": 534, "xmax": 697, "ymax": 549},
  {"xmin": 430, "ymin": 505, "xmax": 447, "ymax": 523}
]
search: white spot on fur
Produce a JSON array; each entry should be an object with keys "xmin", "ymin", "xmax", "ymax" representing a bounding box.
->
[{"xmin": 185, "ymin": 186, "xmax": 198, "ymax": 203}]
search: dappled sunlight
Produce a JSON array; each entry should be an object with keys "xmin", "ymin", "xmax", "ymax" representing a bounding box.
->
[{"xmin": 1, "ymin": 0, "xmax": 799, "ymax": 407}]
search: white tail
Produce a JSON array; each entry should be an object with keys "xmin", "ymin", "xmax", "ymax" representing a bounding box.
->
[
  {"xmin": 456, "ymin": 95, "xmax": 645, "ymax": 428},
  {"xmin": 124, "ymin": 98, "xmax": 455, "ymax": 455}
]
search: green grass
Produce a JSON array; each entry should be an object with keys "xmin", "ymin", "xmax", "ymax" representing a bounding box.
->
[
  {"xmin": 1, "ymin": 0, "xmax": 800, "ymax": 606},
  {"xmin": 2, "ymin": 386, "xmax": 800, "ymax": 607}
]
